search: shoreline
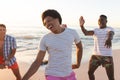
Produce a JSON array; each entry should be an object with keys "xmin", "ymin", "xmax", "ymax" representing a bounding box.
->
[{"xmin": 0, "ymin": 49, "xmax": 120, "ymax": 80}]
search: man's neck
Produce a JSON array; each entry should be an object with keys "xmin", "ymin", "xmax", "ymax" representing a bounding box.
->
[
  {"xmin": 100, "ymin": 26, "xmax": 107, "ymax": 29},
  {"xmin": 0, "ymin": 36, "xmax": 5, "ymax": 41},
  {"xmin": 54, "ymin": 27, "xmax": 65, "ymax": 34}
]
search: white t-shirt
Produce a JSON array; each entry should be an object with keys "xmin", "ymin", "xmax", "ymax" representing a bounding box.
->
[
  {"xmin": 39, "ymin": 28, "xmax": 81, "ymax": 77},
  {"xmin": 93, "ymin": 27, "xmax": 114, "ymax": 56}
]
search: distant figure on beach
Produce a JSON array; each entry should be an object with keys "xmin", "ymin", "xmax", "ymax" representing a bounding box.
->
[
  {"xmin": 0, "ymin": 24, "xmax": 21, "ymax": 80},
  {"xmin": 22, "ymin": 9, "xmax": 83, "ymax": 80},
  {"xmin": 79, "ymin": 15, "xmax": 115, "ymax": 80}
]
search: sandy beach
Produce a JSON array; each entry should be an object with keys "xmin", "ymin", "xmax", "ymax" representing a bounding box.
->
[{"xmin": 0, "ymin": 49, "xmax": 120, "ymax": 80}]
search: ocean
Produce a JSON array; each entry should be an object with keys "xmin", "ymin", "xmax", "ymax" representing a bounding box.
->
[{"xmin": 6, "ymin": 26, "xmax": 120, "ymax": 65}]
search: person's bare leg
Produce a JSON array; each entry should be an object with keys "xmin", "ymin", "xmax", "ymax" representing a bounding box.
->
[
  {"xmin": 11, "ymin": 68, "xmax": 21, "ymax": 80},
  {"xmin": 88, "ymin": 55, "xmax": 101, "ymax": 80},
  {"xmin": 105, "ymin": 59, "xmax": 115, "ymax": 80},
  {"xmin": 88, "ymin": 62, "xmax": 99, "ymax": 80}
]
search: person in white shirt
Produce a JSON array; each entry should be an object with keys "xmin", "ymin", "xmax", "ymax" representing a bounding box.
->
[
  {"xmin": 79, "ymin": 15, "xmax": 115, "ymax": 80},
  {"xmin": 22, "ymin": 9, "xmax": 83, "ymax": 80}
]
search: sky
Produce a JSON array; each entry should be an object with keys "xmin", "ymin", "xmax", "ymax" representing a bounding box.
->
[{"xmin": 0, "ymin": 0, "xmax": 120, "ymax": 28}]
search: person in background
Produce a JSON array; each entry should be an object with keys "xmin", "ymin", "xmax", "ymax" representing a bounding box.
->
[
  {"xmin": 79, "ymin": 15, "xmax": 115, "ymax": 80},
  {"xmin": 22, "ymin": 9, "xmax": 83, "ymax": 80},
  {"xmin": 0, "ymin": 24, "xmax": 21, "ymax": 80}
]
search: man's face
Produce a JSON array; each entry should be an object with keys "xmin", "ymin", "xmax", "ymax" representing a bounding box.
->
[
  {"xmin": 43, "ymin": 16, "xmax": 60, "ymax": 33},
  {"xmin": 98, "ymin": 17, "xmax": 107, "ymax": 28},
  {"xmin": 0, "ymin": 26, "xmax": 6, "ymax": 36}
]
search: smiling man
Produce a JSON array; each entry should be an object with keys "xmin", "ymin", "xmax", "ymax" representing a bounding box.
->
[{"xmin": 22, "ymin": 9, "xmax": 83, "ymax": 80}]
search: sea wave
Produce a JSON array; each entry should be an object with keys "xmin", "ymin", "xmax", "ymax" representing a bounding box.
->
[
  {"xmin": 15, "ymin": 35, "xmax": 40, "ymax": 39},
  {"xmin": 6, "ymin": 27, "xmax": 120, "ymax": 52}
]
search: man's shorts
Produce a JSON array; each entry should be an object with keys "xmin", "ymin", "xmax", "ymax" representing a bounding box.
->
[
  {"xmin": 0, "ymin": 56, "xmax": 18, "ymax": 69},
  {"xmin": 90, "ymin": 55, "xmax": 113, "ymax": 68},
  {"xmin": 46, "ymin": 72, "xmax": 76, "ymax": 80}
]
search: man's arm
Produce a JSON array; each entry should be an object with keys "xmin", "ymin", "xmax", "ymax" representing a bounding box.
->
[
  {"xmin": 22, "ymin": 50, "xmax": 46, "ymax": 80},
  {"xmin": 5, "ymin": 37, "xmax": 17, "ymax": 65},
  {"xmin": 105, "ymin": 31, "xmax": 114, "ymax": 48},
  {"xmin": 79, "ymin": 16, "xmax": 94, "ymax": 36},
  {"xmin": 7, "ymin": 48, "xmax": 16, "ymax": 61},
  {"xmin": 5, "ymin": 48, "xmax": 16, "ymax": 66},
  {"xmin": 72, "ymin": 41, "xmax": 83, "ymax": 69}
]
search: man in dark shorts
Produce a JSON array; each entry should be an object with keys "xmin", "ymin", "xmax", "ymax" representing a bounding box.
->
[{"xmin": 79, "ymin": 15, "xmax": 115, "ymax": 80}]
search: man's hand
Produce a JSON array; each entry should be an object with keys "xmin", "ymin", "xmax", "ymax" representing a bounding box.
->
[
  {"xmin": 105, "ymin": 38, "xmax": 112, "ymax": 48},
  {"xmin": 5, "ymin": 60, "xmax": 9, "ymax": 66},
  {"xmin": 72, "ymin": 64, "xmax": 80, "ymax": 69},
  {"xmin": 60, "ymin": 24, "xmax": 67, "ymax": 28},
  {"xmin": 79, "ymin": 16, "xmax": 85, "ymax": 27}
]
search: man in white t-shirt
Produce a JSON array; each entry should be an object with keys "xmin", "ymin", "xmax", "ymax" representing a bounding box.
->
[
  {"xmin": 79, "ymin": 15, "xmax": 115, "ymax": 80},
  {"xmin": 22, "ymin": 9, "xmax": 83, "ymax": 80}
]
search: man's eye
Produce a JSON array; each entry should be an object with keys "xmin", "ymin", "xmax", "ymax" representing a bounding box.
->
[{"xmin": 0, "ymin": 30, "xmax": 5, "ymax": 31}]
